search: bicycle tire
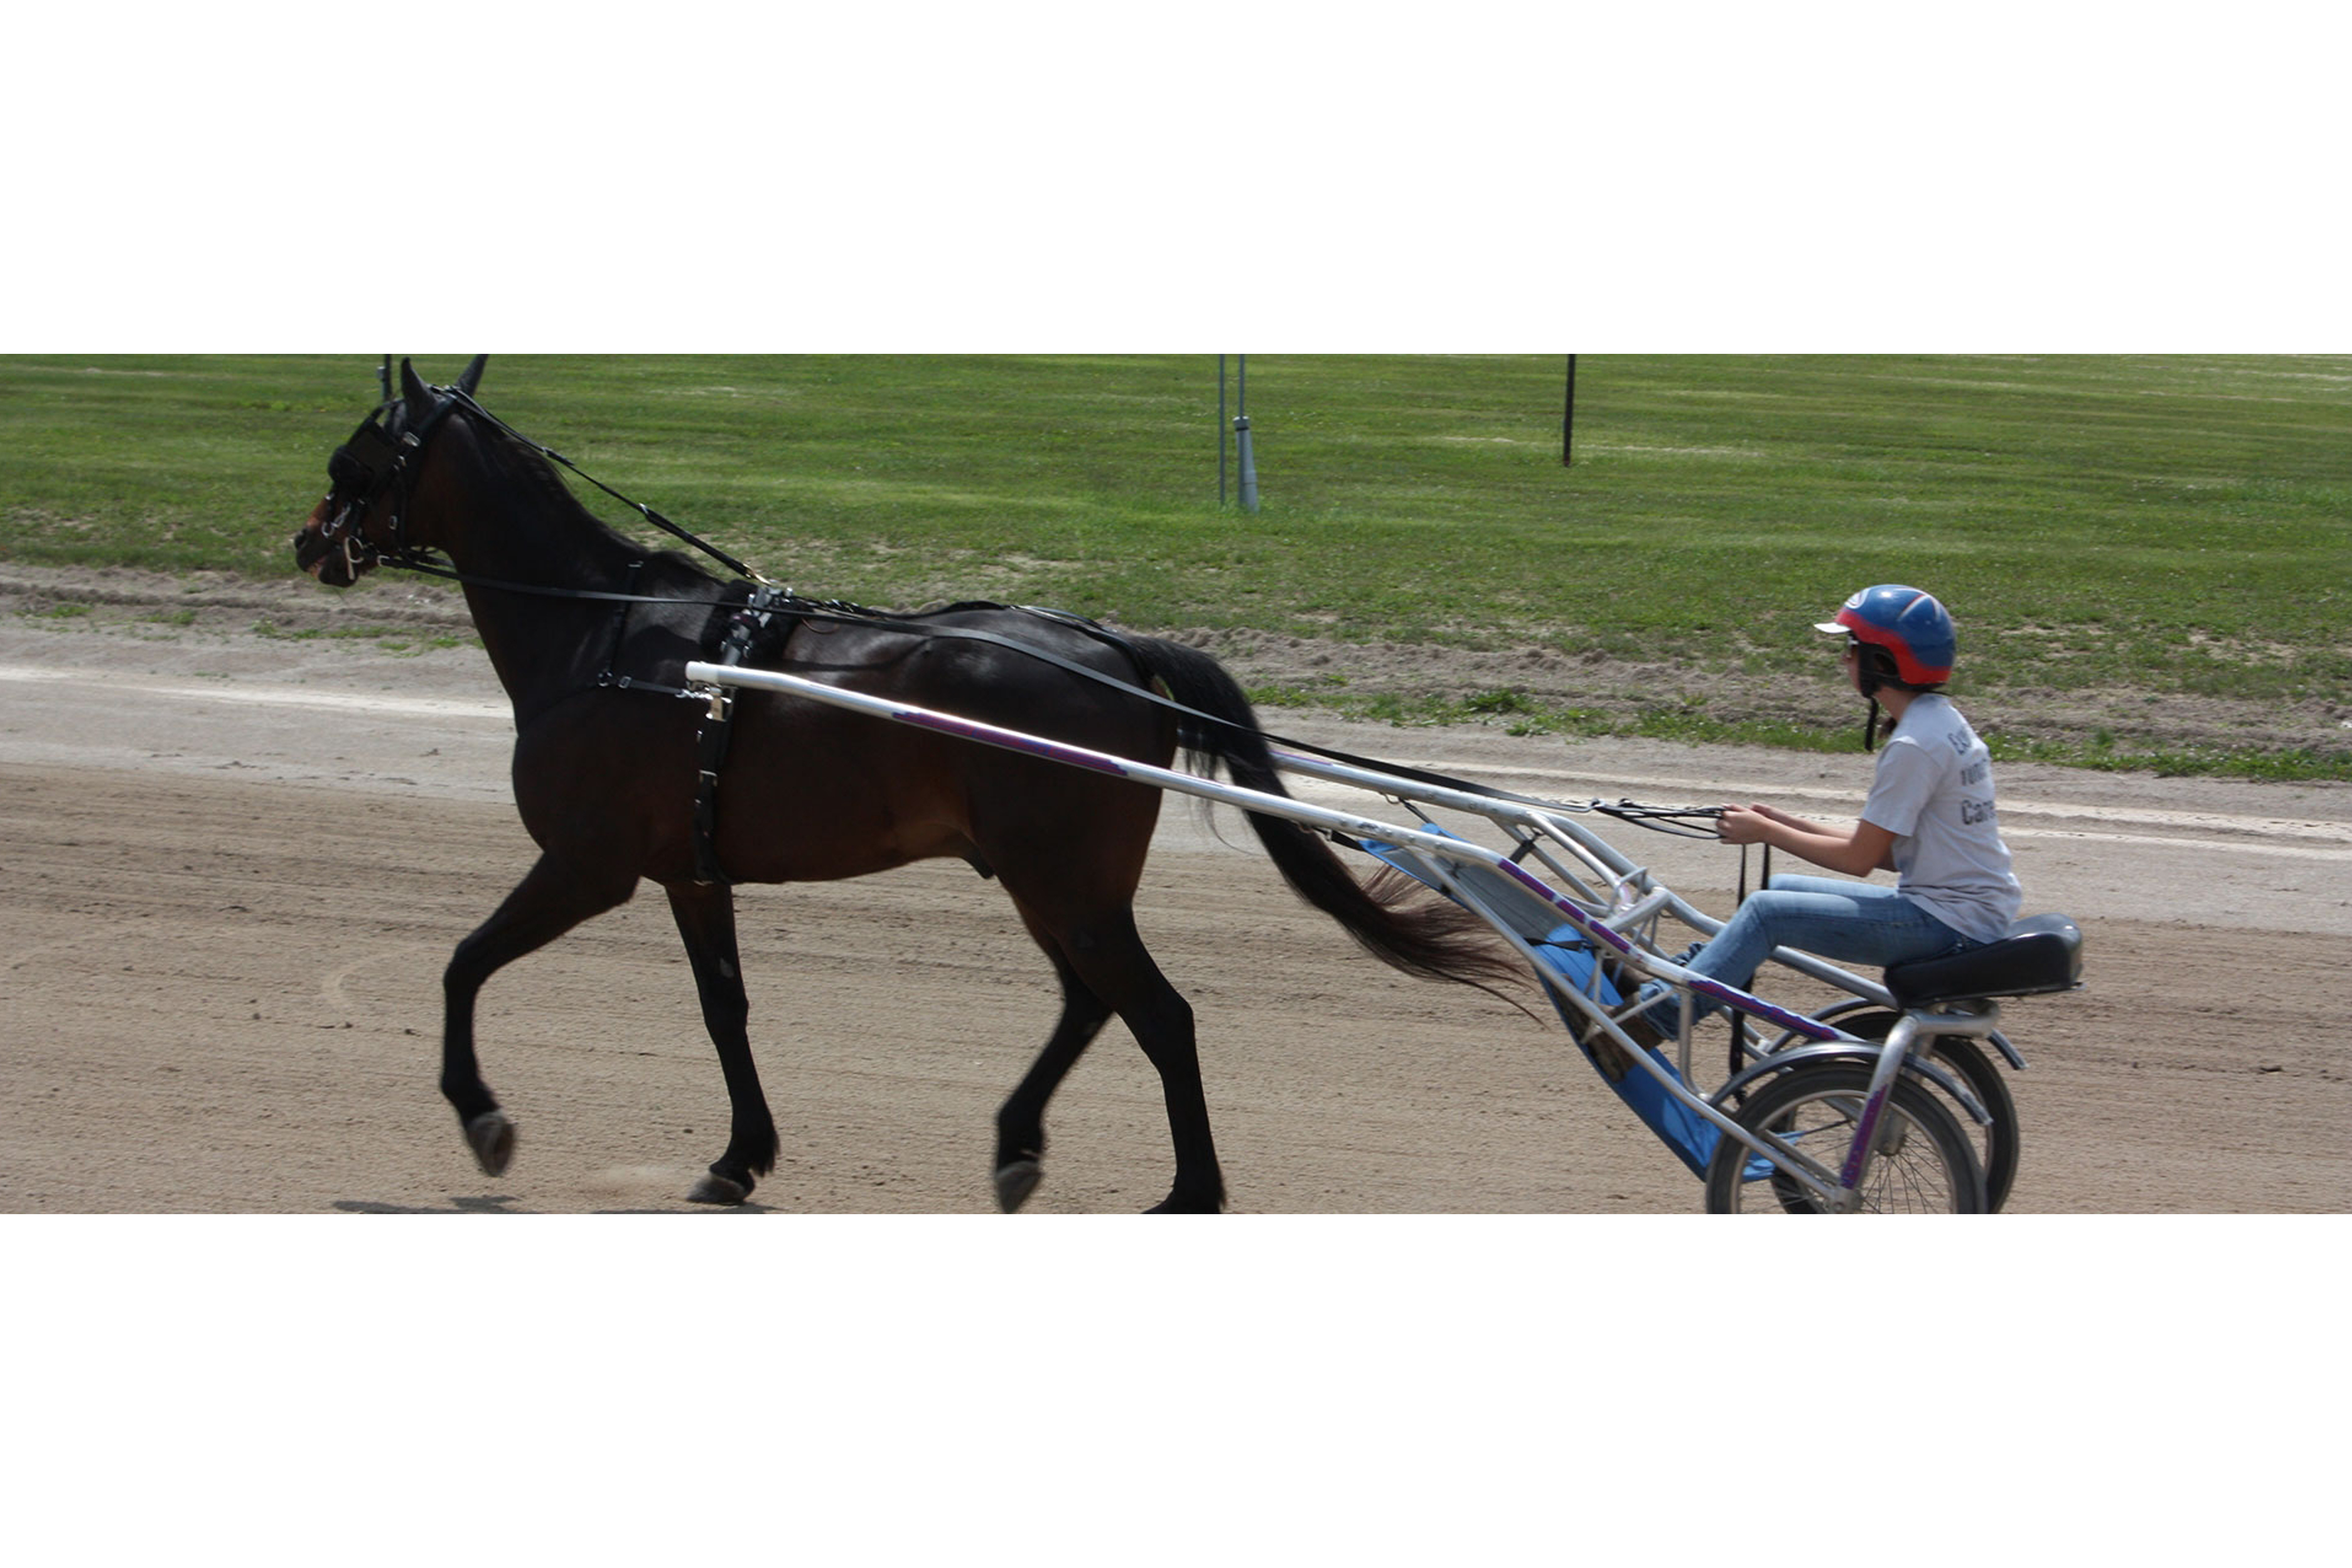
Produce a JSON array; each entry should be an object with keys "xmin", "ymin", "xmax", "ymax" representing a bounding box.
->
[
  {"xmin": 1817, "ymin": 1009, "xmax": 2020, "ymax": 1212},
  {"xmin": 1703, "ymin": 1062, "xmax": 1986, "ymax": 1214}
]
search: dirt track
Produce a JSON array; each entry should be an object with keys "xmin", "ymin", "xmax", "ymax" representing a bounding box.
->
[{"xmin": 4, "ymin": 584, "xmax": 2350, "ymax": 1213}]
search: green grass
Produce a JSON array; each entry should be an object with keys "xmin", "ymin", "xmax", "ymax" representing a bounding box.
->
[
  {"xmin": 3, "ymin": 353, "xmax": 2347, "ymax": 776},
  {"xmin": 1269, "ymin": 688, "xmax": 2351, "ymax": 782}
]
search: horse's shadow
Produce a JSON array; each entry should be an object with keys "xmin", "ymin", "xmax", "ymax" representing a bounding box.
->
[
  {"xmin": 331, "ymin": 1194, "xmax": 522, "ymax": 1215},
  {"xmin": 331, "ymin": 1195, "xmax": 778, "ymax": 1215}
]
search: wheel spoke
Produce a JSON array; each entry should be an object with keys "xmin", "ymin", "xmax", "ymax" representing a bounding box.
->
[{"xmin": 1705, "ymin": 1063, "xmax": 1984, "ymax": 1214}]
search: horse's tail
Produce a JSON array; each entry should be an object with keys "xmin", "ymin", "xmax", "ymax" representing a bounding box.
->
[{"xmin": 1127, "ymin": 636, "xmax": 1526, "ymax": 998}]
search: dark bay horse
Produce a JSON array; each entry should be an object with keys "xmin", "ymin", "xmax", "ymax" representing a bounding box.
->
[{"xmin": 293, "ymin": 358, "xmax": 1514, "ymax": 1212}]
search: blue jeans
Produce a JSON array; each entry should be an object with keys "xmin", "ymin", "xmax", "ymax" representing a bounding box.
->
[{"xmin": 1633, "ymin": 875, "xmax": 1980, "ymax": 1031}]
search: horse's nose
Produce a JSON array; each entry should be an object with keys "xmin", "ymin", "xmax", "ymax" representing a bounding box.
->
[{"xmin": 293, "ymin": 516, "xmax": 353, "ymax": 584}]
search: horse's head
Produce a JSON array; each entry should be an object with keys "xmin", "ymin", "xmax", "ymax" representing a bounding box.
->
[{"xmin": 294, "ymin": 355, "xmax": 487, "ymax": 585}]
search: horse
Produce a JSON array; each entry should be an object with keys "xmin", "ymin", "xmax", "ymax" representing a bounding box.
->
[{"xmin": 292, "ymin": 357, "xmax": 1516, "ymax": 1212}]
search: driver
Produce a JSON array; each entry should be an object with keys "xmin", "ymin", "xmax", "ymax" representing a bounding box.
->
[{"xmin": 1618, "ymin": 584, "xmax": 2023, "ymax": 1052}]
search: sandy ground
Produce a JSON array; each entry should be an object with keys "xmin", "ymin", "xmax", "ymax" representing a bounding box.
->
[{"xmin": 4, "ymin": 568, "xmax": 2350, "ymax": 1214}]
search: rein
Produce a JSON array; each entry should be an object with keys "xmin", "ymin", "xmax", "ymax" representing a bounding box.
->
[
  {"xmin": 443, "ymin": 390, "xmax": 764, "ymax": 583},
  {"xmin": 373, "ymin": 556, "xmax": 718, "ymax": 605},
  {"xmin": 331, "ymin": 380, "xmax": 1731, "ymax": 847}
]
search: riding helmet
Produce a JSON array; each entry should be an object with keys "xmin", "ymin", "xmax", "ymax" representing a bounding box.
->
[{"xmin": 1813, "ymin": 584, "xmax": 1956, "ymax": 686}]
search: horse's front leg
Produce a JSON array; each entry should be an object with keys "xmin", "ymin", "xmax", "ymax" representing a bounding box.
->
[
  {"xmin": 665, "ymin": 880, "xmax": 779, "ymax": 1205},
  {"xmin": 443, "ymin": 851, "xmax": 637, "ymax": 1178}
]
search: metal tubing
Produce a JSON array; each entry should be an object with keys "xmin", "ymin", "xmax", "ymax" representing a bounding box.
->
[
  {"xmin": 1834, "ymin": 1013, "xmax": 1926, "ymax": 1206},
  {"xmin": 685, "ymin": 662, "xmax": 1553, "ymax": 887}
]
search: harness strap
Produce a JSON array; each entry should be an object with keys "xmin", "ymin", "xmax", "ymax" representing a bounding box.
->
[
  {"xmin": 691, "ymin": 694, "xmax": 734, "ymax": 886},
  {"xmin": 385, "ymin": 555, "xmax": 721, "ymax": 604},
  {"xmin": 689, "ymin": 584, "xmax": 791, "ymax": 885},
  {"xmin": 593, "ymin": 560, "xmax": 651, "ymax": 693}
]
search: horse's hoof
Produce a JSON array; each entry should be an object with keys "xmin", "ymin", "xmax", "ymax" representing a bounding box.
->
[
  {"xmin": 1145, "ymin": 1191, "xmax": 1224, "ymax": 1214},
  {"xmin": 465, "ymin": 1111, "xmax": 515, "ymax": 1177},
  {"xmin": 688, "ymin": 1171, "xmax": 751, "ymax": 1205},
  {"xmin": 994, "ymin": 1159, "xmax": 1042, "ymax": 1213}
]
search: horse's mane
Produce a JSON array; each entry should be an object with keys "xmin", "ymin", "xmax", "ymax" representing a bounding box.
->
[{"xmin": 468, "ymin": 408, "xmax": 730, "ymax": 593}]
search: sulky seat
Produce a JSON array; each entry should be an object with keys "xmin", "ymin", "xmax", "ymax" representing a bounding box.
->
[{"xmin": 1884, "ymin": 913, "xmax": 2083, "ymax": 1010}]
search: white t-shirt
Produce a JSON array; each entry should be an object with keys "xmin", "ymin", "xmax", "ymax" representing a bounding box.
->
[{"xmin": 1861, "ymin": 695, "xmax": 2022, "ymax": 943}]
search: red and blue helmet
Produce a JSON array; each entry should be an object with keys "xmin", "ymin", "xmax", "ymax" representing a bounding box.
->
[{"xmin": 1813, "ymin": 585, "xmax": 1956, "ymax": 686}]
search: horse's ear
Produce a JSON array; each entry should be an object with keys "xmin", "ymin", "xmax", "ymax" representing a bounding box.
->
[
  {"xmin": 456, "ymin": 355, "xmax": 487, "ymax": 396},
  {"xmin": 399, "ymin": 356, "xmax": 428, "ymax": 408}
]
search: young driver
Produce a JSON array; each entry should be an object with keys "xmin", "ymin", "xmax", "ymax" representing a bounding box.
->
[{"xmin": 1619, "ymin": 584, "xmax": 2022, "ymax": 1052}]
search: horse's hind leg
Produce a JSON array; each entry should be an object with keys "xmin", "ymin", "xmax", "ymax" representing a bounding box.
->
[
  {"xmin": 1009, "ymin": 898, "xmax": 1223, "ymax": 1214},
  {"xmin": 993, "ymin": 948, "xmax": 1116, "ymax": 1213},
  {"xmin": 665, "ymin": 881, "xmax": 778, "ymax": 1205},
  {"xmin": 1094, "ymin": 923, "xmax": 1221, "ymax": 1214},
  {"xmin": 442, "ymin": 851, "xmax": 636, "ymax": 1178}
]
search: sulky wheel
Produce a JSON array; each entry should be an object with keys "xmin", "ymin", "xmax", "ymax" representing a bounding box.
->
[
  {"xmin": 1704, "ymin": 1061, "xmax": 1986, "ymax": 1214},
  {"xmin": 1802, "ymin": 1007, "xmax": 2020, "ymax": 1212}
]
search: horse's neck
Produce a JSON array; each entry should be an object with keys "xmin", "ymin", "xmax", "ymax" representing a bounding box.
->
[{"xmin": 433, "ymin": 452, "xmax": 642, "ymax": 721}]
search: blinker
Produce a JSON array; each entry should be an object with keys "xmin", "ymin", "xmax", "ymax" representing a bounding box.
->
[{"xmin": 328, "ymin": 413, "xmax": 401, "ymax": 495}]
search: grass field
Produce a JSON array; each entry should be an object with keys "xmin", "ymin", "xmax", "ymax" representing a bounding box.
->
[{"xmin": 3, "ymin": 353, "xmax": 2347, "ymax": 777}]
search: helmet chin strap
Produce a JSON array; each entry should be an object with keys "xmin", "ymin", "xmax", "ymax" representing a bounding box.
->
[{"xmin": 1853, "ymin": 644, "xmax": 1893, "ymax": 751}]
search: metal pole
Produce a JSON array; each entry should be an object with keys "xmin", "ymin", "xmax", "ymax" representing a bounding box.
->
[
  {"xmin": 1218, "ymin": 356, "xmax": 1228, "ymax": 506},
  {"xmin": 1562, "ymin": 354, "xmax": 1576, "ymax": 466},
  {"xmin": 1233, "ymin": 354, "xmax": 1259, "ymax": 513}
]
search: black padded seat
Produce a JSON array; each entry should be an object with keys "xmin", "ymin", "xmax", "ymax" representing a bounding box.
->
[{"xmin": 1885, "ymin": 913, "xmax": 2083, "ymax": 1010}]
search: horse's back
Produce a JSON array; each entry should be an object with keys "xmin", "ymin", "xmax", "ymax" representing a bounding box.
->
[{"xmin": 716, "ymin": 604, "xmax": 1175, "ymax": 887}]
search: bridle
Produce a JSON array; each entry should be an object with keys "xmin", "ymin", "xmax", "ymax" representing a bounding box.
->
[
  {"xmin": 312, "ymin": 361, "xmax": 760, "ymax": 595},
  {"xmin": 314, "ymin": 380, "xmax": 477, "ymax": 580}
]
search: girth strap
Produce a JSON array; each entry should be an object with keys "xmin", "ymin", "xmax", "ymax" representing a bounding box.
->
[{"xmin": 690, "ymin": 584, "xmax": 791, "ymax": 885}]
